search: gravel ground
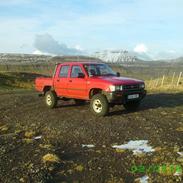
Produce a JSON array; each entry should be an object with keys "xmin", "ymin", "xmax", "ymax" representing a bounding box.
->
[{"xmin": 0, "ymin": 91, "xmax": 183, "ymax": 183}]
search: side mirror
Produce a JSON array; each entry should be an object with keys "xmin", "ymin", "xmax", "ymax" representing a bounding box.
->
[
  {"xmin": 78, "ymin": 72, "xmax": 85, "ymax": 78},
  {"xmin": 116, "ymin": 72, "xmax": 120, "ymax": 77}
]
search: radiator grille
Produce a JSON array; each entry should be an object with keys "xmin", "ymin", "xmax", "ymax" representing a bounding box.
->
[{"xmin": 123, "ymin": 84, "xmax": 139, "ymax": 90}]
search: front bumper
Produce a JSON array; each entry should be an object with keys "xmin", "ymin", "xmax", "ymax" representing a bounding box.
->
[{"xmin": 104, "ymin": 89, "xmax": 147, "ymax": 104}]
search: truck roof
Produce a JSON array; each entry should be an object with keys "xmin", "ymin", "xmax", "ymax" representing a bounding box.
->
[{"xmin": 59, "ymin": 61, "xmax": 104, "ymax": 65}]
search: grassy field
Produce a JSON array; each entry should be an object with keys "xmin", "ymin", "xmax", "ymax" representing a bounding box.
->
[{"xmin": 0, "ymin": 63, "xmax": 182, "ymax": 93}]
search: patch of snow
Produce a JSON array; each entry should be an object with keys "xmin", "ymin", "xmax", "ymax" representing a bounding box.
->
[
  {"xmin": 174, "ymin": 171, "xmax": 182, "ymax": 176},
  {"xmin": 112, "ymin": 140, "xmax": 155, "ymax": 154},
  {"xmin": 173, "ymin": 172, "xmax": 182, "ymax": 176},
  {"xmin": 139, "ymin": 175, "xmax": 149, "ymax": 183},
  {"xmin": 34, "ymin": 135, "xmax": 42, "ymax": 140},
  {"xmin": 177, "ymin": 152, "xmax": 183, "ymax": 156},
  {"xmin": 82, "ymin": 144, "xmax": 95, "ymax": 148}
]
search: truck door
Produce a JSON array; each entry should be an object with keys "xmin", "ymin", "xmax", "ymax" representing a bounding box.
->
[
  {"xmin": 54, "ymin": 65, "xmax": 70, "ymax": 97},
  {"xmin": 67, "ymin": 65, "xmax": 87, "ymax": 99}
]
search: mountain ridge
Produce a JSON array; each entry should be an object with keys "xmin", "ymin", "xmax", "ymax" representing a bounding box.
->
[{"xmin": 0, "ymin": 52, "xmax": 182, "ymax": 65}]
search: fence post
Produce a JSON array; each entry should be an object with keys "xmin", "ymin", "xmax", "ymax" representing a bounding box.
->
[
  {"xmin": 161, "ymin": 75, "xmax": 165, "ymax": 87},
  {"xmin": 149, "ymin": 78, "xmax": 152, "ymax": 88},
  {"xmin": 171, "ymin": 72, "xmax": 175, "ymax": 86},
  {"xmin": 153, "ymin": 80, "xmax": 156, "ymax": 88},
  {"xmin": 155, "ymin": 78, "xmax": 159, "ymax": 87},
  {"xmin": 177, "ymin": 72, "xmax": 182, "ymax": 86}
]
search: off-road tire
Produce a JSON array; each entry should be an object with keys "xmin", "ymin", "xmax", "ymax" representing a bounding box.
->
[
  {"xmin": 45, "ymin": 91, "xmax": 57, "ymax": 108},
  {"xmin": 123, "ymin": 101, "xmax": 140, "ymax": 111},
  {"xmin": 74, "ymin": 99, "xmax": 86, "ymax": 105},
  {"xmin": 90, "ymin": 94, "xmax": 109, "ymax": 116}
]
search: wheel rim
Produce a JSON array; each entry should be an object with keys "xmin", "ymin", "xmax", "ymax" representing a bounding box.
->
[
  {"xmin": 46, "ymin": 94, "xmax": 52, "ymax": 105},
  {"xmin": 93, "ymin": 99, "xmax": 102, "ymax": 113}
]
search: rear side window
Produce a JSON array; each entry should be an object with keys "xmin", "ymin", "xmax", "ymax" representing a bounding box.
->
[
  {"xmin": 71, "ymin": 65, "xmax": 84, "ymax": 78},
  {"xmin": 59, "ymin": 65, "xmax": 69, "ymax": 78}
]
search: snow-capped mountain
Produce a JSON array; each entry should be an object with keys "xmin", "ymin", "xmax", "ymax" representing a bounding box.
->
[
  {"xmin": 92, "ymin": 50, "xmax": 137, "ymax": 63},
  {"xmin": 92, "ymin": 49, "xmax": 183, "ymax": 62}
]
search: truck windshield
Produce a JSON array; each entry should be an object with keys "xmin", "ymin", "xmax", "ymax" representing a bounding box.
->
[{"xmin": 84, "ymin": 64, "xmax": 116, "ymax": 77}]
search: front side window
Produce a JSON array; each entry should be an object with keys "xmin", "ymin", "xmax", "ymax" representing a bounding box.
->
[
  {"xmin": 84, "ymin": 64, "xmax": 116, "ymax": 77},
  {"xmin": 71, "ymin": 65, "xmax": 84, "ymax": 78},
  {"xmin": 59, "ymin": 65, "xmax": 69, "ymax": 78}
]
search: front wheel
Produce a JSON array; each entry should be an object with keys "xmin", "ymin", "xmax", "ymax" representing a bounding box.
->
[
  {"xmin": 90, "ymin": 94, "xmax": 109, "ymax": 116},
  {"xmin": 45, "ymin": 91, "xmax": 57, "ymax": 108},
  {"xmin": 123, "ymin": 101, "xmax": 140, "ymax": 111}
]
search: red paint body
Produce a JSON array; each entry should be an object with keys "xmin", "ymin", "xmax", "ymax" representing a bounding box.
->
[{"xmin": 35, "ymin": 62, "xmax": 145, "ymax": 100}]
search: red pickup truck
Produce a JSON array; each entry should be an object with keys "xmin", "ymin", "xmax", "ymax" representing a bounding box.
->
[{"xmin": 35, "ymin": 62, "xmax": 146, "ymax": 116}]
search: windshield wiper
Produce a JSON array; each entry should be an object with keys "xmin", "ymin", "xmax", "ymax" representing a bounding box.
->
[{"xmin": 102, "ymin": 73, "xmax": 116, "ymax": 76}]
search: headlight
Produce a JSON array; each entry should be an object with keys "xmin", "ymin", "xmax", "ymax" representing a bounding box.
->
[
  {"xmin": 109, "ymin": 85, "xmax": 116, "ymax": 92},
  {"xmin": 115, "ymin": 85, "xmax": 123, "ymax": 91},
  {"xmin": 109, "ymin": 85, "xmax": 123, "ymax": 92},
  {"xmin": 139, "ymin": 83, "xmax": 145, "ymax": 88}
]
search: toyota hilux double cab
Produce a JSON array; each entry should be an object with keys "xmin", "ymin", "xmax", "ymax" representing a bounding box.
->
[{"xmin": 35, "ymin": 62, "xmax": 146, "ymax": 116}]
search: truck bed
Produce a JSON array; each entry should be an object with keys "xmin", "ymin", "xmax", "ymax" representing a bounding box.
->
[{"xmin": 35, "ymin": 77, "xmax": 53, "ymax": 92}]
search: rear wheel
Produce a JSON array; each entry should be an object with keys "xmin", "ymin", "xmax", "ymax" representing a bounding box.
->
[
  {"xmin": 45, "ymin": 91, "xmax": 57, "ymax": 108},
  {"xmin": 90, "ymin": 94, "xmax": 109, "ymax": 116},
  {"xmin": 123, "ymin": 101, "xmax": 140, "ymax": 111}
]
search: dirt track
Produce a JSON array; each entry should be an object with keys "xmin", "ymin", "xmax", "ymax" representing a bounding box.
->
[{"xmin": 0, "ymin": 91, "xmax": 183, "ymax": 183}]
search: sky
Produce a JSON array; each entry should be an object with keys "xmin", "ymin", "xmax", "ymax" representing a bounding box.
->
[{"xmin": 0, "ymin": 0, "xmax": 183, "ymax": 59}]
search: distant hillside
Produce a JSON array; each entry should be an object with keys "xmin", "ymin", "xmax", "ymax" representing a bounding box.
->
[
  {"xmin": 0, "ymin": 53, "xmax": 182, "ymax": 69},
  {"xmin": 0, "ymin": 53, "xmax": 101, "ymax": 65},
  {"xmin": 0, "ymin": 53, "xmax": 52, "ymax": 65},
  {"xmin": 168, "ymin": 57, "xmax": 183, "ymax": 63},
  {"xmin": 51, "ymin": 55, "xmax": 102, "ymax": 63}
]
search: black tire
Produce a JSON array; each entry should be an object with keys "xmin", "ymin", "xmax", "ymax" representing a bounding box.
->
[
  {"xmin": 45, "ymin": 91, "xmax": 57, "ymax": 108},
  {"xmin": 90, "ymin": 94, "xmax": 109, "ymax": 116},
  {"xmin": 123, "ymin": 101, "xmax": 140, "ymax": 111},
  {"xmin": 74, "ymin": 99, "xmax": 86, "ymax": 105}
]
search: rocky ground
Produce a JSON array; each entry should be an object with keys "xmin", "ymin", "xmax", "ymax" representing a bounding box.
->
[{"xmin": 0, "ymin": 90, "xmax": 183, "ymax": 183}]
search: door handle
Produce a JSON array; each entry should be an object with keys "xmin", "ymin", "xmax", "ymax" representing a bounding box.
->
[
  {"xmin": 57, "ymin": 79, "xmax": 60, "ymax": 82},
  {"xmin": 69, "ymin": 80, "xmax": 72, "ymax": 82}
]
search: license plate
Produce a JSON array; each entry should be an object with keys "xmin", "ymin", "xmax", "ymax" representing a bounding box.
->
[{"xmin": 127, "ymin": 94, "xmax": 139, "ymax": 99}]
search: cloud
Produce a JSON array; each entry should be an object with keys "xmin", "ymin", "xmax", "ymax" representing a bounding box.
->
[
  {"xmin": 0, "ymin": 17, "xmax": 39, "ymax": 53},
  {"xmin": 33, "ymin": 34, "xmax": 83, "ymax": 56},
  {"xmin": 33, "ymin": 50, "xmax": 54, "ymax": 56},
  {"xmin": 0, "ymin": 0, "xmax": 183, "ymax": 55},
  {"xmin": 74, "ymin": 45, "xmax": 84, "ymax": 51},
  {"xmin": 134, "ymin": 44, "xmax": 148, "ymax": 53}
]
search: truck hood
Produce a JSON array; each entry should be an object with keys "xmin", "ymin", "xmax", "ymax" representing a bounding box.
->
[{"xmin": 91, "ymin": 76, "xmax": 144, "ymax": 85}]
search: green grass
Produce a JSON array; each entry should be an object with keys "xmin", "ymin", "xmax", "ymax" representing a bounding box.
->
[
  {"xmin": 145, "ymin": 76, "xmax": 183, "ymax": 93},
  {"xmin": 0, "ymin": 72, "xmax": 37, "ymax": 91},
  {"xmin": 0, "ymin": 65, "xmax": 182, "ymax": 94}
]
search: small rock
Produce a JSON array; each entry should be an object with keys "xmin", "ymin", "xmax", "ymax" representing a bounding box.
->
[
  {"xmin": 161, "ymin": 111, "xmax": 167, "ymax": 115},
  {"xmin": 19, "ymin": 178, "xmax": 25, "ymax": 182},
  {"xmin": 23, "ymin": 138, "xmax": 33, "ymax": 144},
  {"xmin": 176, "ymin": 127, "xmax": 183, "ymax": 132},
  {"xmin": 115, "ymin": 149, "xmax": 126, "ymax": 153},
  {"xmin": 42, "ymin": 153, "xmax": 60, "ymax": 163},
  {"xmin": 0, "ymin": 125, "xmax": 9, "ymax": 132},
  {"xmin": 177, "ymin": 157, "xmax": 183, "ymax": 163},
  {"xmin": 24, "ymin": 131, "xmax": 35, "ymax": 138},
  {"xmin": 74, "ymin": 165, "xmax": 84, "ymax": 172}
]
